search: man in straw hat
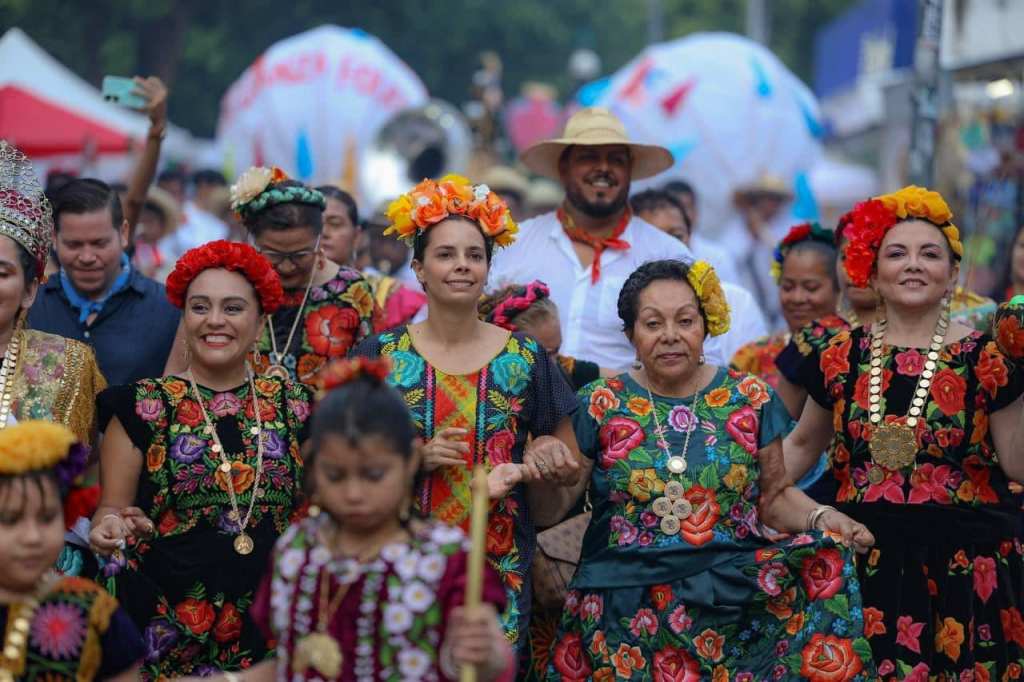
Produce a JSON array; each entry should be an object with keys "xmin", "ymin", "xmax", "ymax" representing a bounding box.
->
[{"xmin": 488, "ymin": 107, "xmax": 693, "ymax": 369}]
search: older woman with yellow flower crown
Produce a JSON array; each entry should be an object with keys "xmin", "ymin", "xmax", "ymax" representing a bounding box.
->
[
  {"xmin": 782, "ymin": 185, "xmax": 1024, "ymax": 679},
  {"xmin": 351, "ymin": 174, "xmax": 581, "ymax": 651},
  {"xmin": 536, "ymin": 258, "xmax": 875, "ymax": 681}
]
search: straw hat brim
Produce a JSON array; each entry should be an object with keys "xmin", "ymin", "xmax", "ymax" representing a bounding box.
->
[{"xmin": 521, "ymin": 138, "xmax": 674, "ymax": 181}]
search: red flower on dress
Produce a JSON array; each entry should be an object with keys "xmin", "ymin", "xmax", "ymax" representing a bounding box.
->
[
  {"xmin": 725, "ymin": 406, "xmax": 759, "ymax": 455},
  {"xmin": 693, "ymin": 628, "xmax": 725, "ymax": 662},
  {"xmin": 996, "ymin": 314, "xmax": 1024, "ymax": 359},
  {"xmin": 820, "ymin": 335, "xmax": 851, "ymax": 383},
  {"xmin": 598, "ymin": 417, "xmax": 645, "ymax": 469},
  {"xmin": 1001, "ymin": 607, "xmax": 1024, "ymax": 648},
  {"xmin": 652, "ymin": 646, "xmax": 701, "ymax": 682},
  {"xmin": 175, "ymin": 399, "xmax": 203, "ymax": 428},
  {"xmin": 679, "ymin": 486, "xmax": 720, "ymax": 547},
  {"xmin": 894, "ymin": 349, "xmax": 924, "ymax": 376},
  {"xmin": 551, "ymin": 633, "xmax": 592, "ymax": 680},
  {"xmin": 929, "ymin": 368, "xmax": 966, "ymax": 416},
  {"xmin": 166, "ymin": 240, "xmax": 284, "ymax": 313},
  {"xmin": 800, "ymin": 548, "xmax": 845, "ymax": 601},
  {"xmin": 213, "ymin": 603, "xmax": 243, "ymax": 643},
  {"xmin": 863, "ymin": 607, "xmax": 886, "ymax": 638},
  {"xmin": 974, "ymin": 348, "xmax": 1008, "ymax": 398},
  {"xmin": 175, "ymin": 597, "xmax": 216, "ymax": 635},
  {"xmin": 650, "ymin": 584, "xmax": 673, "ymax": 611},
  {"xmin": 799, "ymin": 634, "xmax": 864, "ymax": 682},
  {"xmin": 486, "ymin": 512, "xmax": 515, "ymax": 556},
  {"xmin": 305, "ymin": 305, "xmax": 360, "ymax": 357},
  {"xmin": 973, "ymin": 555, "xmax": 997, "ymax": 604},
  {"xmin": 907, "ymin": 463, "xmax": 953, "ymax": 504}
]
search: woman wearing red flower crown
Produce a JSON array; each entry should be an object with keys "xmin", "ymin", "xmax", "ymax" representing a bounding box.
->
[
  {"xmin": 229, "ymin": 167, "xmax": 376, "ymax": 388},
  {"xmin": 782, "ymin": 186, "xmax": 1024, "ymax": 679},
  {"xmin": 88, "ymin": 241, "xmax": 313, "ymax": 679},
  {"xmin": 351, "ymin": 175, "xmax": 581, "ymax": 653},
  {"xmin": 730, "ymin": 222, "xmax": 846, "ymax": 391}
]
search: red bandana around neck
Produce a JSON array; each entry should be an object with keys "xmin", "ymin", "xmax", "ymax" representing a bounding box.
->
[{"xmin": 556, "ymin": 206, "xmax": 632, "ymax": 284}]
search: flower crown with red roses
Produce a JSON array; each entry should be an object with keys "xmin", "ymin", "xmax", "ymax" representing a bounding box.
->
[
  {"xmin": 384, "ymin": 174, "xmax": 518, "ymax": 248},
  {"xmin": 317, "ymin": 357, "xmax": 392, "ymax": 398},
  {"xmin": 483, "ymin": 281, "xmax": 551, "ymax": 331},
  {"xmin": 166, "ymin": 240, "xmax": 285, "ymax": 313},
  {"xmin": 770, "ymin": 222, "xmax": 835, "ymax": 282},
  {"xmin": 842, "ymin": 185, "xmax": 963, "ymax": 288}
]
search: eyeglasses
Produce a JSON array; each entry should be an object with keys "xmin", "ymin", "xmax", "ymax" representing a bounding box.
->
[{"xmin": 255, "ymin": 238, "xmax": 321, "ymax": 267}]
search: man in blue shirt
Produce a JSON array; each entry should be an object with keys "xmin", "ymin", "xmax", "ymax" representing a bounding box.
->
[{"xmin": 29, "ymin": 179, "xmax": 180, "ymax": 386}]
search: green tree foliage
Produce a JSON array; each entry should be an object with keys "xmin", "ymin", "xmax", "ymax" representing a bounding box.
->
[{"xmin": 1, "ymin": 0, "xmax": 854, "ymax": 137}]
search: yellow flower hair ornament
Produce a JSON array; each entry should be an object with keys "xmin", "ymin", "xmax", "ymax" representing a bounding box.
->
[
  {"xmin": 384, "ymin": 174, "xmax": 519, "ymax": 248},
  {"xmin": 686, "ymin": 260, "xmax": 731, "ymax": 337},
  {"xmin": 0, "ymin": 421, "xmax": 87, "ymax": 490}
]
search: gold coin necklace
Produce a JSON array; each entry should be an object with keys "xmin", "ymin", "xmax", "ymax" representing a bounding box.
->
[
  {"xmin": 0, "ymin": 572, "xmax": 58, "ymax": 682},
  {"xmin": 866, "ymin": 308, "xmax": 949, "ymax": 482},
  {"xmin": 292, "ymin": 529, "xmax": 403, "ymax": 678},
  {"xmin": 644, "ymin": 369, "xmax": 703, "ymax": 536},
  {"xmin": 186, "ymin": 367, "xmax": 265, "ymax": 555},
  {"xmin": 264, "ymin": 257, "xmax": 318, "ymax": 380},
  {"xmin": 0, "ymin": 329, "xmax": 21, "ymax": 429}
]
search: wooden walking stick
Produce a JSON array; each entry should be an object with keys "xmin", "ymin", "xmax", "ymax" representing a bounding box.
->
[{"xmin": 461, "ymin": 466, "xmax": 489, "ymax": 682}]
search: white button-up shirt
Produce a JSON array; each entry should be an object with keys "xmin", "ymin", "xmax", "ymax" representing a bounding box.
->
[{"xmin": 488, "ymin": 211, "xmax": 693, "ymax": 369}]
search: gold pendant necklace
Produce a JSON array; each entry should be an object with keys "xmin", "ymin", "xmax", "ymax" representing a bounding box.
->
[
  {"xmin": 866, "ymin": 309, "xmax": 949, "ymax": 481},
  {"xmin": 292, "ymin": 529, "xmax": 399, "ymax": 678},
  {"xmin": 0, "ymin": 330, "xmax": 21, "ymax": 430},
  {"xmin": 264, "ymin": 256, "xmax": 319, "ymax": 380},
  {"xmin": 186, "ymin": 366, "xmax": 265, "ymax": 555},
  {"xmin": 0, "ymin": 572, "xmax": 58, "ymax": 681},
  {"xmin": 644, "ymin": 369, "xmax": 703, "ymax": 535}
]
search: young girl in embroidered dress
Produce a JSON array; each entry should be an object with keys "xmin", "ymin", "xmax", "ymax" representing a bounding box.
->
[
  {"xmin": 0, "ymin": 421, "xmax": 144, "ymax": 682},
  {"xmin": 187, "ymin": 357, "xmax": 515, "ymax": 682}
]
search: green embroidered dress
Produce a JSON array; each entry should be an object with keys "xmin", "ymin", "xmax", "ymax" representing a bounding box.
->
[{"xmin": 547, "ymin": 369, "xmax": 874, "ymax": 681}]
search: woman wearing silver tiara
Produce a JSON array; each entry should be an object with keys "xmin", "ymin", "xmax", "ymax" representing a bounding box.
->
[
  {"xmin": 0, "ymin": 141, "xmax": 107, "ymax": 573},
  {"xmin": 233, "ymin": 166, "xmax": 376, "ymax": 387}
]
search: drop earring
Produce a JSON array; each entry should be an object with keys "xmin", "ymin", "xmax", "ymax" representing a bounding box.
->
[{"xmin": 699, "ymin": 354, "xmax": 706, "ymax": 365}]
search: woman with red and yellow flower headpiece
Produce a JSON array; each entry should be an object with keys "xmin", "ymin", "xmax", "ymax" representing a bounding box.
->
[
  {"xmin": 89, "ymin": 241, "xmax": 313, "ymax": 679},
  {"xmin": 351, "ymin": 175, "xmax": 581, "ymax": 651},
  {"xmin": 782, "ymin": 185, "xmax": 1024, "ymax": 679}
]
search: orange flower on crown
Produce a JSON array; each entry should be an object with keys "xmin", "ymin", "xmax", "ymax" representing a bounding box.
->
[
  {"xmin": 842, "ymin": 185, "xmax": 962, "ymax": 288},
  {"xmin": 384, "ymin": 174, "xmax": 518, "ymax": 248}
]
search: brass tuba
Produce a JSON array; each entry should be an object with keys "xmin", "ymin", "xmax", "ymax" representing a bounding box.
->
[{"xmin": 360, "ymin": 99, "xmax": 472, "ymax": 211}]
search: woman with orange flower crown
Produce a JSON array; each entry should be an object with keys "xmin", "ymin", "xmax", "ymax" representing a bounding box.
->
[
  {"xmin": 226, "ymin": 166, "xmax": 375, "ymax": 387},
  {"xmin": 782, "ymin": 186, "xmax": 1024, "ymax": 679},
  {"xmin": 350, "ymin": 174, "xmax": 582, "ymax": 652},
  {"xmin": 88, "ymin": 241, "xmax": 313, "ymax": 679},
  {"xmin": 0, "ymin": 421, "xmax": 145, "ymax": 682}
]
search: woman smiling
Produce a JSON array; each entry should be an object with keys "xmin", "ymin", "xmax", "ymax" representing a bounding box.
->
[{"xmin": 89, "ymin": 241, "xmax": 312, "ymax": 679}]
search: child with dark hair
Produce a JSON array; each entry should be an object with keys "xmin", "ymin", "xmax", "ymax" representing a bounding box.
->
[
  {"xmin": 192, "ymin": 357, "xmax": 517, "ymax": 682},
  {"xmin": 479, "ymin": 281, "xmax": 611, "ymax": 390},
  {"xmin": 0, "ymin": 421, "xmax": 145, "ymax": 681}
]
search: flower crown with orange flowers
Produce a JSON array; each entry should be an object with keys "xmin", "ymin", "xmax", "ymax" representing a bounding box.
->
[
  {"xmin": 166, "ymin": 240, "xmax": 285, "ymax": 313},
  {"xmin": 317, "ymin": 357, "xmax": 392, "ymax": 398},
  {"xmin": 842, "ymin": 185, "xmax": 963, "ymax": 288},
  {"xmin": 384, "ymin": 174, "xmax": 518, "ymax": 248},
  {"xmin": 229, "ymin": 166, "xmax": 325, "ymax": 221},
  {"xmin": 770, "ymin": 222, "xmax": 835, "ymax": 282}
]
